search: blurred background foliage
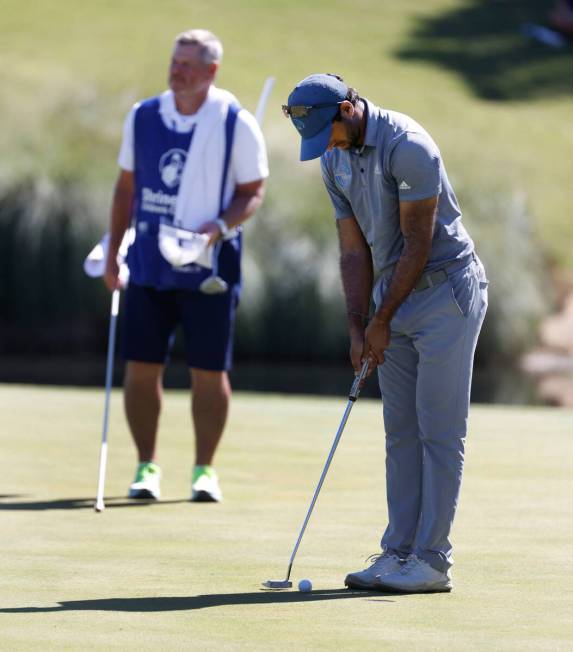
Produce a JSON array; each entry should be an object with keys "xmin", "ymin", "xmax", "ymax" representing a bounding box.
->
[{"xmin": 0, "ymin": 0, "xmax": 571, "ymax": 400}]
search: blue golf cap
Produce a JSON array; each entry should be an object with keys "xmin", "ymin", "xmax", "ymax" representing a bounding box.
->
[{"xmin": 285, "ymin": 74, "xmax": 348, "ymax": 161}]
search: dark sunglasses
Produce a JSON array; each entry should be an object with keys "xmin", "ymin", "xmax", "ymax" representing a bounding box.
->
[{"xmin": 282, "ymin": 101, "xmax": 343, "ymax": 118}]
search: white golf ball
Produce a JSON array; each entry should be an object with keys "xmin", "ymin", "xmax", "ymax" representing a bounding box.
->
[{"xmin": 298, "ymin": 579, "xmax": 312, "ymax": 593}]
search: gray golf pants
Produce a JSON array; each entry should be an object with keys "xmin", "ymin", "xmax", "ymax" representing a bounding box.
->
[{"xmin": 377, "ymin": 257, "xmax": 488, "ymax": 572}]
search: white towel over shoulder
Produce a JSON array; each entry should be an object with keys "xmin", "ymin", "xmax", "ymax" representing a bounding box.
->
[{"xmin": 174, "ymin": 85, "xmax": 239, "ymax": 231}]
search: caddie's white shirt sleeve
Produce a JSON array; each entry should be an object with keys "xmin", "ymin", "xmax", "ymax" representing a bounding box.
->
[
  {"xmin": 230, "ymin": 109, "xmax": 269, "ymax": 184},
  {"xmin": 117, "ymin": 105, "xmax": 138, "ymax": 172}
]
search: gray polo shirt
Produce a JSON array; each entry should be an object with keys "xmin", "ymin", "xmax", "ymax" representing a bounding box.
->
[{"xmin": 321, "ymin": 99, "xmax": 474, "ymax": 278}]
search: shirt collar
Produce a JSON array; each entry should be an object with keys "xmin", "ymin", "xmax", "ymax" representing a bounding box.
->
[
  {"xmin": 159, "ymin": 90, "xmax": 198, "ymax": 132},
  {"xmin": 350, "ymin": 98, "xmax": 378, "ymax": 155},
  {"xmin": 362, "ymin": 98, "xmax": 380, "ymax": 149}
]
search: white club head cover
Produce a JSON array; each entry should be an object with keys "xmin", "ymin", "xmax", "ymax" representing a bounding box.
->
[
  {"xmin": 84, "ymin": 230, "xmax": 132, "ymax": 284},
  {"xmin": 158, "ymin": 223, "xmax": 211, "ymax": 268},
  {"xmin": 199, "ymin": 276, "xmax": 228, "ymax": 295}
]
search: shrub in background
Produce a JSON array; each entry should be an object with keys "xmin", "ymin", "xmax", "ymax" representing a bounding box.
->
[
  {"xmin": 455, "ymin": 181, "xmax": 553, "ymax": 363},
  {"xmin": 0, "ymin": 176, "xmax": 109, "ymax": 356},
  {"xmin": 0, "ymin": 159, "xmax": 552, "ymax": 378}
]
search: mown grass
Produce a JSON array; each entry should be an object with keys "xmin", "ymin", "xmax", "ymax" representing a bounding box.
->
[
  {"xmin": 1, "ymin": 385, "xmax": 572, "ymax": 650},
  {"xmin": 1, "ymin": 0, "xmax": 572, "ymax": 265}
]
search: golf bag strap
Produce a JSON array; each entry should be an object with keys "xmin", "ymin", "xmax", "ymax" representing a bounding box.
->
[{"xmin": 219, "ymin": 102, "xmax": 240, "ymax": 216}]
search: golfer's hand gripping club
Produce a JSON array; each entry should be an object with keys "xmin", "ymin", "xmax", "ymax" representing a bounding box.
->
[{"xmin": 350, "ymin": 358, "xmax": 371, "ymax": 400}]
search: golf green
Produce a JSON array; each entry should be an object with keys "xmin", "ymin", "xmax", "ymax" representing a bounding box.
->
[{"xmin": 1, "ymin": 385, "xmax": 571, "ymax": 650}]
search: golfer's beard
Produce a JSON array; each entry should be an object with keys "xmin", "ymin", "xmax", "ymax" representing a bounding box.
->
[{"xmin": 349, "ymin": 124, "xmax": 362, "ymax": 149}]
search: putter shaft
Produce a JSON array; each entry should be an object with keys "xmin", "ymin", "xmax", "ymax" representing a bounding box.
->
[
  {"xmin": 94, "ymin": 288, "xmax": 120, "ymax": 512},
  {"xmin": 281, "ymin": 360, "xmax": 369, "ymax": 583}
]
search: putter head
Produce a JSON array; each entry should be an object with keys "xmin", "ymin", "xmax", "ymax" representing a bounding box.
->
[
  {"xmin": 262, "ymin": 580, "xmax": 292, "ymax": 590},
  {"xmin": 199, "ymin": 276, "xmax": 228, "ymax": 295}
]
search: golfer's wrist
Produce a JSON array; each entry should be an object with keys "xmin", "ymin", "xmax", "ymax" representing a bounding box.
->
[
  {"xmin": 347, "ymin": 311, "xmax": 368, "ymax": 334},
  {"xmin": 215, "ymin": 218, "xmax": 229, "ymax": 238},
  {"xmin": 372, "ymin": 310, "xmax": 390, "ymax": 326}
]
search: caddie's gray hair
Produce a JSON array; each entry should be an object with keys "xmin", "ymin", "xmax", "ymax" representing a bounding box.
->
[{"xmin": 174, "ymin": 29, "xmax": 223, "ymax": 65}]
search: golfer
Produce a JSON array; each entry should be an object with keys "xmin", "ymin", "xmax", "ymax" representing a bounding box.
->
[
  {"xmin": 283, "ymin": 74, "xmax": 487, "ymax": 592},
  {"xmin": 104, "ymin": 29, "xmax": 268, "ymax": 502}
]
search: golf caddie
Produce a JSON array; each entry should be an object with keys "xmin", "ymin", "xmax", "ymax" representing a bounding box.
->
[
  {"xmin": 283, "ymin": 74, "xmax": 488, "ymax": 593},
  {"xmin": 104, "ymin": 29, "xmax": 268, "ymax": 502}
]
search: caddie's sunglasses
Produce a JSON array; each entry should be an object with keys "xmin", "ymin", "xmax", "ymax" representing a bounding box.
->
[{"xmin": 282, "ymin": 102, "xmax": 343, "ymax": 118}]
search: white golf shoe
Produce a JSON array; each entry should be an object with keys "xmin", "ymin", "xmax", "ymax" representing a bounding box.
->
[
  {"xmin": 375, "ymin": 554, "xmax": 452, "ymax": 593},
  {"xmin": 345, "ymin": 552, "xmax": 403, "ymax": 590},
  {"xmin": 191, "ymin": 465, "xmax": 222, "ymax": 502},
  {"xmin": 128, "ymin": 462, "xmax": 161, "ymax": 500}
]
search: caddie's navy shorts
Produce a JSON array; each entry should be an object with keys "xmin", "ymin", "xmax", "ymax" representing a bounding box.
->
[{"xmin": 121, "ymin": 282, "xmax": 240, "ymax": 371}]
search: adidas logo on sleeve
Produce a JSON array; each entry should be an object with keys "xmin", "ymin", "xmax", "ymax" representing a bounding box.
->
[{"xmin": 399, "ymin": 180, "xmax": 411, "ymax": 190}]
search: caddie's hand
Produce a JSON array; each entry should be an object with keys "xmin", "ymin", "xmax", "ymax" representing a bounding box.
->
[
  {"xmin": 103, "ymin": 255, "xmax": 121, "ymax": 291},
  {"xmin": 197, "ymin": 221, "xmax": 222, "ymax": 246},
  {"xmin": 363, "ymin": 316, "xmax": 390, "ymax": 366}
]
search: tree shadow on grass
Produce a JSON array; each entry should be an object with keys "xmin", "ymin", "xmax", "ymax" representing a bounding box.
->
[
  {"xmin": 0, "ymin": 496, "xmax": 188, "ymax": 511},
  {"xmin": 395, "ymin": 0, "xmax": 573, "ymax": 101},
  {"xmin": 0, "ymin": 590, "xmax": 394, "ymax": 613}
]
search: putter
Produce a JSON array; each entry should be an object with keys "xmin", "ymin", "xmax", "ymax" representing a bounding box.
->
[
  {"xmin": 262, "ymin": 359, "xmax": 370, "ymax": 589},
  {"xmin": 255, "ymin": 76, "xmax": 275, "ymax": 126},
  {"xmin": 199, "ymin": 240, "xmax": 228, "ymax": 295},
  {"xmin": 94, "ymin": 288, "xmax": 120, "ymax": 512},
  {"xmin": 199, "ymin": 76, "xmax": 275, "ymax": 296}
]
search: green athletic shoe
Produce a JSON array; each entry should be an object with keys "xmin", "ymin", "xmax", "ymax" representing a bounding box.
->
[
  {"xmin": 191, "ymin": 465, "xmax": 222, "ymax": 502},
  {"xmin": 128, "ymin": 462, "xmax": 161, "ymax": 500}
]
